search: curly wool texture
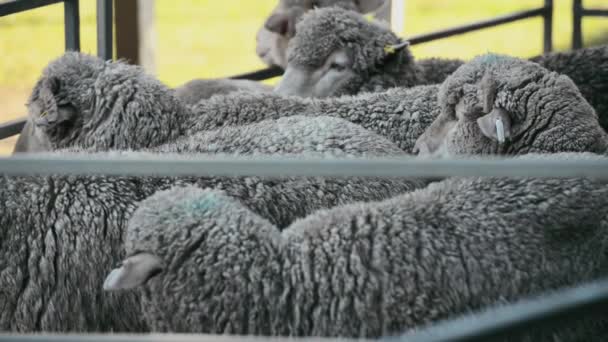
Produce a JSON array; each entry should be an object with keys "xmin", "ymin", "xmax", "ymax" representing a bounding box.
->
[
  {"xmin": 22, "ymin": 52, "xmax": 187, "ymax": 152},
  {"xmin": 282, "ymin": 8, "xmax": 463, "ymax": 96},
  {"xmin": 0, "ymin": 144, "xmax": 425, "ymax": 332},
  {"xmin": 18, "ymin": 53, "xmax": 438, "ymax": 155},
  {"xmin": 173, "ymin": 78, "xmax": 272, "ymax": 106},
  {"xmin": 530, "ymin": 45, "xmax": 608, "ymax": 131},
  {"xmin": 157, "ymin": 115, "xmax": 408, "ymax": 157},
  {"xmin": 122, "ymin": 152, "xmax": 608, "ymax": 339},
  {"xmin": 416, "ymin": 53, "xmax": 608, "ymax": 156},
  {"xmin": 188, "ymin": 85, "xmax": 440, "ymax": 153}
]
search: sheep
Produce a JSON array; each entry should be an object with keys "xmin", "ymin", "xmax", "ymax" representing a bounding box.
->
[
  {"xmin": 273, "ymin": 7, "xmax": 464, "ymax": 97},
  {"xmin": 1, "ymin": 111, "xmax": 430, "ymax": 332},
  {"xmin": 154, "ymin": 115, "xmax": 411, "ymax": 157},
  {"xmin": 21, "ymin": 51, "xmax": 606, "ymax": 158},
  {"xmin": 15, "ymin": 52, "xmax": 189, "ymax": 154},
  {"xmin": 0, "ymin": 144, "xmax": 425, "ymax": 332},
  {"xmin": 19, "ymin": 51, "xmax": 439, "ymax": 154},
  {"xmin": 413, "ymin": 53, "xmax": 608, "ymax": 157},
  {"xmin": 275, "ymin": 7, "xmax": 608, "ymax": 132},
  {"xmin": 102, "ymin": 152, "xmax": 608, "ymax": 339},
  {"xmin": 173, "ymin": 78, "xmax": 272, "ymax": 106},
  {"xmin": 529, "ymin": 44, "xmax": 608, "ymax": 131},
  {"xmin": 256, "ymin": 0, "xmax": 388, "ymax": 67}
]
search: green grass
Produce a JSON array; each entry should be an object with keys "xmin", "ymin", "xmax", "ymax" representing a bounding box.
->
[{"xmin": 0, "ymin": 0, "xmax": 607, "ymax": 154}]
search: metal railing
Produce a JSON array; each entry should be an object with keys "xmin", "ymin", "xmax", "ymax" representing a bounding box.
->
[
  {"xmin": 2, "ymin": 1, "xmax": 608, "ymax": 341},
  {"xmin": 573, "ymin": 0, "xmax": 608, "ymax": 49}
]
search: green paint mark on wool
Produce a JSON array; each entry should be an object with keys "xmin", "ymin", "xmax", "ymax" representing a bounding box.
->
[
  {"xmin": 188, "ymin": 192, "xmax": 221, "ymax": 212},
  {"xmin": 475, "ymin": 53, "xmax": 512, "ymax": 66}
]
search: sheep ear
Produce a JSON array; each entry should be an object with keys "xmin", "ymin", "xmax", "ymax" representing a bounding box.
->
[
  {"xmin": 357, "ymin": 0, "xmax": 386, "ymax": 13},
  {"xmin": 477, "ymin": 108, "xmax": 512, "ymax": 143},
  {"xmin": 103, "ymin": 253, "xmax": 163, "ymax": 291},
  {"xmin": 265, "ymin": 12, "xmax": 290, "ymax": 35}
]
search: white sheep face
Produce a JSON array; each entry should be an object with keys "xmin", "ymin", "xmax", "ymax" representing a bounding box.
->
[{"xmin": 274, "ymin": 49, "xmax": 356, "ymax": 98}]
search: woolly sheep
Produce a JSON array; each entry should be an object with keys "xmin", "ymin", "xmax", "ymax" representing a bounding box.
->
[
  {"xmin": 529, "ymin": 44, "xmax": 608, "ymax": 131},
  {"xmin": 103, "ymin": 152, "xmax": 608, "ymax": 339},
  {"xmin": 0, "ymin": 145, "xmax": 425, "ymax": 332},
  {"xmin": 14, "ymin": 52, "xmax": 188, "ymax": 154},
  {"xmin": 173, "ymin": 78, "xmax": 272, "ymax": 106},
  {"xmin": 413, "ymin": 53, "xmax": 608, "ymax": 157},
  {"xmin": 275, "ymin": 7, "xmax": 608, "ymax": 129},
  {"xmin": 21, "ymin": 52, "xmax": 606, "ymax": 158},
  {"xmin": 256, "ymin": 0, "xmax": 387, "ymax": 67},
  {"xmin": 20, "ymin": 51, "xmax": 439, "ymax": 154},
  {"xmin": 273, "ymin": 7, "xmax": 464, "ymax": 97}
]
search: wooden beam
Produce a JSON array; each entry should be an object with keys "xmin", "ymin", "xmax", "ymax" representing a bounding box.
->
[{"xmin": 115, "ymin": 0, "xmax": 156, "ymax": 73}]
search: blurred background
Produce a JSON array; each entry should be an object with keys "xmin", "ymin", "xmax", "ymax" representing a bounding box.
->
[{"xmin": 1, "ymin": 0, "xmax": 607, "ymax": 154}]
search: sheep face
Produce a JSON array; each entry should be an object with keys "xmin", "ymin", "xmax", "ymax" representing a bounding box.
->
[
  {"xmin": 414, "ymin": 54, "xmax": 608, "ymax": 157},
  {"xmin": 257, "ymin": 0, "xmax": 387, "ymax": 68},
  {"xmin": 274, "ymin": 48, "xmax": 359, "ymax": 97},
  {"xmin": 274, "ymin": 7, "xmax": 414, "ymax": 98},
  {"xmin": 21, "ymin": 76, "xmax": 84, "ymax": 153}
]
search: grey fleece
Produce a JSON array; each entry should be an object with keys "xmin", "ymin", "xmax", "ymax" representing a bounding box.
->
[
  {"xmin": 415, "ymin": 53, "xmax": 608, "ymax": 157},
  {"xmin": 173, "ymin": 78, "xmax": 272, "ymax": 106},
  {"xmin": 282, "ymin": 8, "xmax": 608, "ymax": 133},
  {"xmin": 530, "ymin": 44, "xmax": 608, "ymax": 130},
  {"xmin": 280, "ymin": 7, "xmax": 462, "ymax": 96},
  {"xmin": 0, "ymin": 145, "xmax": 425, "ymax": 332},
  {"xmin": 118, "ymin": 152, "xmax": 608, "ymax": 340},
  {"xmin": 187, "ymin": 85, "xmax": 440, "ymax": 153},
  {"xmin": 20, "ymin": 52, "xmax": 187, "ymax": 152},
  {"xmin": 18, "ymin": 52, "xmax": 438, "ymax": 155}
]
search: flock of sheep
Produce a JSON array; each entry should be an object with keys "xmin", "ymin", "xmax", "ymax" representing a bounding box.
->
[{"xmin": 2, "ymin": 0, "xmax": 608, "ymax": 340}]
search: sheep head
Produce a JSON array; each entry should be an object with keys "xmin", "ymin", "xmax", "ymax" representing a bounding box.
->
[
  {"xmin": 274, "ymin": 7, "xmax": 417, "ymax": 98},
  {"xmin": 414, "ymin": 53, "xmax": 608, "ymax": 157},
  {"xmin": 20, "ymin": 52, "xmax": 186, "ymax": 153},
  {"xmin": 256, "ymin": 0, "xmax": 386, "ymax": 68}
]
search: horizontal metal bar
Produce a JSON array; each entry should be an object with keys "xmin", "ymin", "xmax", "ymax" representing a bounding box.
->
[
  {"xmin": 0, "ymin": 0, "xmax": 64, "ymax": 16},
  {"xmin": 582, "ymin": 8, "xmax": 608, "ymax": 16},
  {"xmin": 229, "ymin": 66, "xmax": 284, "ymax": 81},
  {"xmin": 409, "ymin": 7, "xmax": 545, "ymax": 45},
  {"xmin": 387, "ymin": 277, "xmax": 608, "ymax": 342},
  {"xmin": 1, "ymin": 155, "xmax": 608, "ymax": 178},
  {"xmin": 0, "ymin": 334, "xmax": 345, "ymax": 342},
  {"xmin": 0, "ymin": 118, "xmax": 26, "ymax": 139}
]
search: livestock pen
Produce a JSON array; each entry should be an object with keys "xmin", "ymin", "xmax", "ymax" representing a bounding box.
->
[{"xmin": 1, "ymin": 0, "xmax": 608, "ymax": 341}]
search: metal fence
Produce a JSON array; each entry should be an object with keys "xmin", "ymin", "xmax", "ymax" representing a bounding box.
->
[
  {"xmin": 573, "ymin": 0, "xmax": 608, "ymax": 49},
  {"xmin": 1, "ymin": 0, "xmax": 607, "ymax": 341}
]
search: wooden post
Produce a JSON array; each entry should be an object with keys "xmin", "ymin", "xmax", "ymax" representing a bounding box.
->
[{"xmin": 115, "ymin": 0, "xmax": 156, "ymax": 74}]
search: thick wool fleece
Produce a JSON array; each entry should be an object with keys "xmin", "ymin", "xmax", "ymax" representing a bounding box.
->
[
  {"xmin": 22, "ymin": 52, "xmax": 187, "ymax": 152},
  {"xmin": 119, "ymin": 153, "xmax": 608, "ymax": 339},
  {"xmin": 530, "ymin": 44, "xmax": 608, "ymax": 131},
  {"xmin": 415, "ymin": 53, "xmax": 608, "ymax": 157},
  {"xmin": 187, "ymin": 85, "xmax": 440, "ymax": 153},
  {"xmin": 282, "ymin": 8, "xmax": 463, "ymax": 96},
  {"xmin": 0, "ymin": 141, "xmax": 425, "ymax": 332},
  {"xmin": 173, "ymin": 78, "xmax": 272, "ymax": 106},
  {"xmin": 156, "ymin": 115, "xmax": 409, "ymax": 157}
]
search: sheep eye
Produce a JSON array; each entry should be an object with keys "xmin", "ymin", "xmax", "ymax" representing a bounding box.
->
[
  {"xmin": 329, "ymin": 62, "xmax": 345, "ymax": 71},
  {"xmin": 40, "ymin": 111, "xmax": 48, "ymax": 118}
]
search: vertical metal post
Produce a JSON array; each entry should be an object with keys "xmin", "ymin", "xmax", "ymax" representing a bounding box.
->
[
  {"xmin": 543, "ymin": 0, "xmax": 553, "ymax": 53},
  {"xmin": 573, "ymin": 0, "xmax": 583, "ymax": 49},
  {"xmin": 97, "ymin": 0, "xmax": 114, "ymax": 60},
  {"xmin": 63, "ymin": 0, "xmax": 80, "ymax": 51},
  {"xmin": 115, "ymin": 0, "xmax": 140, "ymax": 64}
]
